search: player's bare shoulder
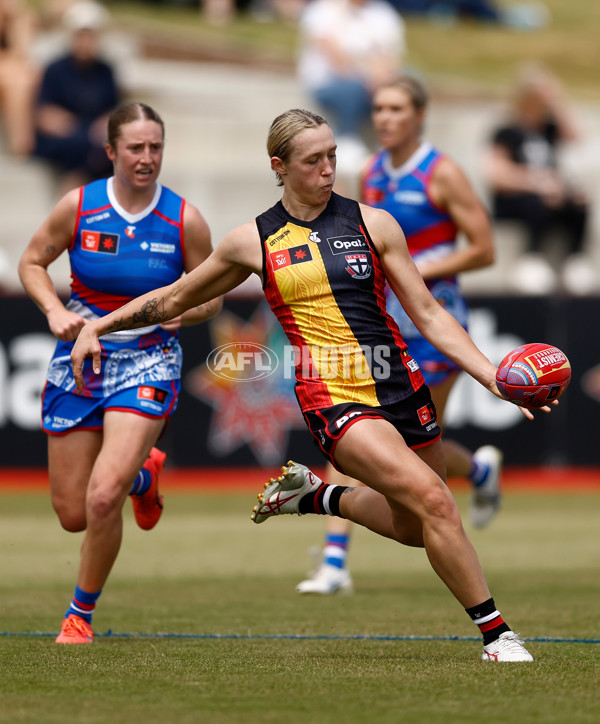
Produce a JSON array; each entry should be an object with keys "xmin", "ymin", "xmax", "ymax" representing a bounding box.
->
[
  {"xmin": 183, "ymin": 201, "xmax": 211, "ymax": 239},
  {"xmin": 359, "ymin": 202, "xmax": 396, "ymax": 228},
  {"xmin": 359, "ymin": 202, "xmax": 407, "ymax": 255},
  {"xmin": 217, "ymin": 221, "xmax": 262, "ymax": 274},
  {"xmin": 429, "ymin": 155, "xmax": 472, "ymax": 202},
  {"xmin": 37, "ymin": 187, "xmax": 81, "ymax": 248}
]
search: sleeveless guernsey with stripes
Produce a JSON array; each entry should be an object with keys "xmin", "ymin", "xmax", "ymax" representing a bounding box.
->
[
  {"xmin": 257, "ymin": 192, "xmax": 424, "ymax": 413},
  {"xmin": 46, "ymin": 177, "xmax": 186, "ymax": 397},
  {"xmin": 362, "ymin": 142, "xmax": 468, "ymax": 339}
]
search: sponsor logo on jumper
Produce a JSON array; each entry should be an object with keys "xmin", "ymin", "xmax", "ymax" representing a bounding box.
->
[
  {"xmin": 85, "ymin": 211, "xmax": 111, "ymax": 224},
  {"xmin": 137, "ymin": 386, "xmax": 168, "ymax": 405},
  {"xmin": 327, "ymin": 235, "xmax": 369, "ymax": 255},
  {"xmin": 81, "ymin": 231, "xmax": 119, "ymax": 254},
  {"xmin": 345, "ymin": 253, "xmax": 371, "ymax": 280},
  {"xmin": 148, "ymin": 241, "xmax": 176, "ymax": 254},
  {"xmin": 269, "ymin": 244, "xmax": 313, "ymax": 271},
  {"xmin": 394, "ymin": 190, "xmax": 427, "ymax": 205},
  {"xmin": 269, "ymin": 228, "xmax": 291, "ymax": 246},
  {"xmin": 125, "ymin": 225, "xmax": 136, "ymax": 238},
  {"xmin": 309, "ymin": 231, "xmax": 322, "ymax": 244},
  {"xmin": 407, "ymin": 358, "xmax": 420, "ymax": 373}
]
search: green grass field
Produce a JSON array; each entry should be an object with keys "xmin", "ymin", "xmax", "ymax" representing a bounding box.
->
[{"xmin": 0, "ymin": 487, "xmax": 598, "ymax": 723}]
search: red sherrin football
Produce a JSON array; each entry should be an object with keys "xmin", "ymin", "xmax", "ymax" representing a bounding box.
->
[{"xmin": 496, "ymin": 343, "xmax": 571, "ymax": 409}]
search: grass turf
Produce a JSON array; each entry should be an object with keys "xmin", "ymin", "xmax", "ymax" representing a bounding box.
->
[{"xmin": 0, "ymin": 489, "xmax": 598, "ymax": 723}]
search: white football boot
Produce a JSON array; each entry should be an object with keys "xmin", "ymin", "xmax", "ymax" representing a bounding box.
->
[
  {"xmin": 296, "ymin": 563, "xmax": 354, "ymax": 595},
  {"xmin": 470, "ymin": 445, "xmax": 503, "ymax": 529},
  {"xmin": 481, "ymin": 631, "xmax": 534, "ymax": 662},
  {"xmin": 251, "ymin": 461, "xmax": 323, "ymax": 524}
]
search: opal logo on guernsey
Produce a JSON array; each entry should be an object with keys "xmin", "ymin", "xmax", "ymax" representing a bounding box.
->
[
  {"xmin": 206, "ymin": 343, "xmax": 279, "ymax": 381},
  {"xmin": 327, "ymin": 235, "xmax": 368, "ymax": 255}
]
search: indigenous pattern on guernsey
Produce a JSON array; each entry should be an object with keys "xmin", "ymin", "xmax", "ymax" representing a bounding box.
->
[
  {"xmin": 256, "ymin": 192, "xmax": 424, "ymax": 413},
  {"xmin": 45, "ymin": 177, "xmax": 186, "ymax": 397},
  {"xmin": 362, "ymin": 142, "xmax": 469, "ymax": 341}
]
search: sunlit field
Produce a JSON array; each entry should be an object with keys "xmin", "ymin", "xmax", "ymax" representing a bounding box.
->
[{"xmin": 1, "ymin": 483, "xmax": 598, "ymax": 723}]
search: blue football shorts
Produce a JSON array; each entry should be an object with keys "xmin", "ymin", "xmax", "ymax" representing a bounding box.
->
[{"xmin": 41, "ymin": 379, "xmax": 180, "ymax": 435}]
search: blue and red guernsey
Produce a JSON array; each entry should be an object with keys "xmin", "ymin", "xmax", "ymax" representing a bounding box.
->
[
  {"xmin": 362, "ymin": 142, "xmax": 458, "ymax": 277},
  {"xmin": 45, "ymin": 178, "xmax": 187, "ymax": 398},
  {"xmin": 69, "ymin": 177, "xmax": 186, "ymax": 315},
  {"xmin": 257, "ymin": 192, "xmax": 424, "ymax": 413}
]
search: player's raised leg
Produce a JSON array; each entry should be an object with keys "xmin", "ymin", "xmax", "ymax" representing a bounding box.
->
[
  {"xmin": 295, "ymin": 463, "xmax": 357, "ymax": 595},
  {"xmin": 252, "ymin": 417, "xmax": 532, "ymax": 662}
]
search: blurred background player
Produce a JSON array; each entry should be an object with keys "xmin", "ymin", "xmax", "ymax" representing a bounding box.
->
[
  {"xmin": 297, "ymin": 75, "xmax": 502, "ymax": 595},
  {"xmin": 18, "ymin": 102, "xmax": 221, "ymax": 644},
  {"xmin": 296, "ymin": 0, "xmax": 405, "ymax": 172},
  {"xmin": 31, "ymin": 1, "xmax": 120, "ymax": 194},
  {"xmin": 0, "ymin": 0, "xmax": 38, "ymax": 156},
  {"xmin": 484, "ymin": 63, "xmax": 592, "ymax": 295}
]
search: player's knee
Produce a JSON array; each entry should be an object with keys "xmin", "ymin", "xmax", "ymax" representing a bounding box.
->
[
  {"xmin": 53, "ymin": 503, "xmax": 86, "ymax": 532},
  {"xmin": 421, "ymin": 484, "xmax": 460, "ymax": 526},
  {"xmin": 87, "ymin": 493, "xmax": 117, "ymax": 524},
  {"xmin": 86, "ymin": 484, "xmax": 124, "ymax": 524}
]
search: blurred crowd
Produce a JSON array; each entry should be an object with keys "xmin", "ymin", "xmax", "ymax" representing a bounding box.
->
[
  {"xmin": 0, "ymin": 0, "xmax": 597, "ymax": 296},
  {"xmin": 0, "ymin": 0, "xmax": 120, "ymax": 191}
]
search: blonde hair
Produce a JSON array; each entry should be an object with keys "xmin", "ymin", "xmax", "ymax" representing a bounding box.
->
[{"xmin": 267, "ymin": 108, "xmax": 329, "ymax": 186}]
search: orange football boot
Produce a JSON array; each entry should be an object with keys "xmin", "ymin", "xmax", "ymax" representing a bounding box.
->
[
  {"xmin": 131, "ymin": 447, "xmax": 166, "ymax": 530},
  {"xmin": 55, "ymin": 614, "xmax": 94, "ymax": 644}
]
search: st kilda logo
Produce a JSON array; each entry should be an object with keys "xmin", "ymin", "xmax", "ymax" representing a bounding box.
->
[{"xmin": 345, "ymin": 253, "xmax": 372, "ymax": 280}]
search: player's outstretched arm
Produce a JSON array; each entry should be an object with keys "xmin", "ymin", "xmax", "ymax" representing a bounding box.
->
[
  {"xmin": 159, "ymin": 202, "xmax": 224, "ymax": 330},
  {"xmin": 362, "ymin": 205, "xmax": 557, "ymax": 421},
  {"xmin": 71, "ymin": 224, "xmax": 260, "ymax": 391}
]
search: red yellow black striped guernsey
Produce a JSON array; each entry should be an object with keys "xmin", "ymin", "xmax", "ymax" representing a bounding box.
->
[{"xmin": 257, "ymin": 192, "xmax": 425, "ymax": 413}]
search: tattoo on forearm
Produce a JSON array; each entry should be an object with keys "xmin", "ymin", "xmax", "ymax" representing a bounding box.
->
[
  {"xmin": 132, "ymin": 298, "xmax": 168, "ymax": 325},
  {"xmin": 106, "ymin": 316, "xmax": 128, "ymax": 333},
  {"xmin": 104, "ymin": 299, "xmax": 168, "ymax": 334},
  {"xmin": 105, "ymin": 297, "xmax": 168, "ymax": 334}
]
